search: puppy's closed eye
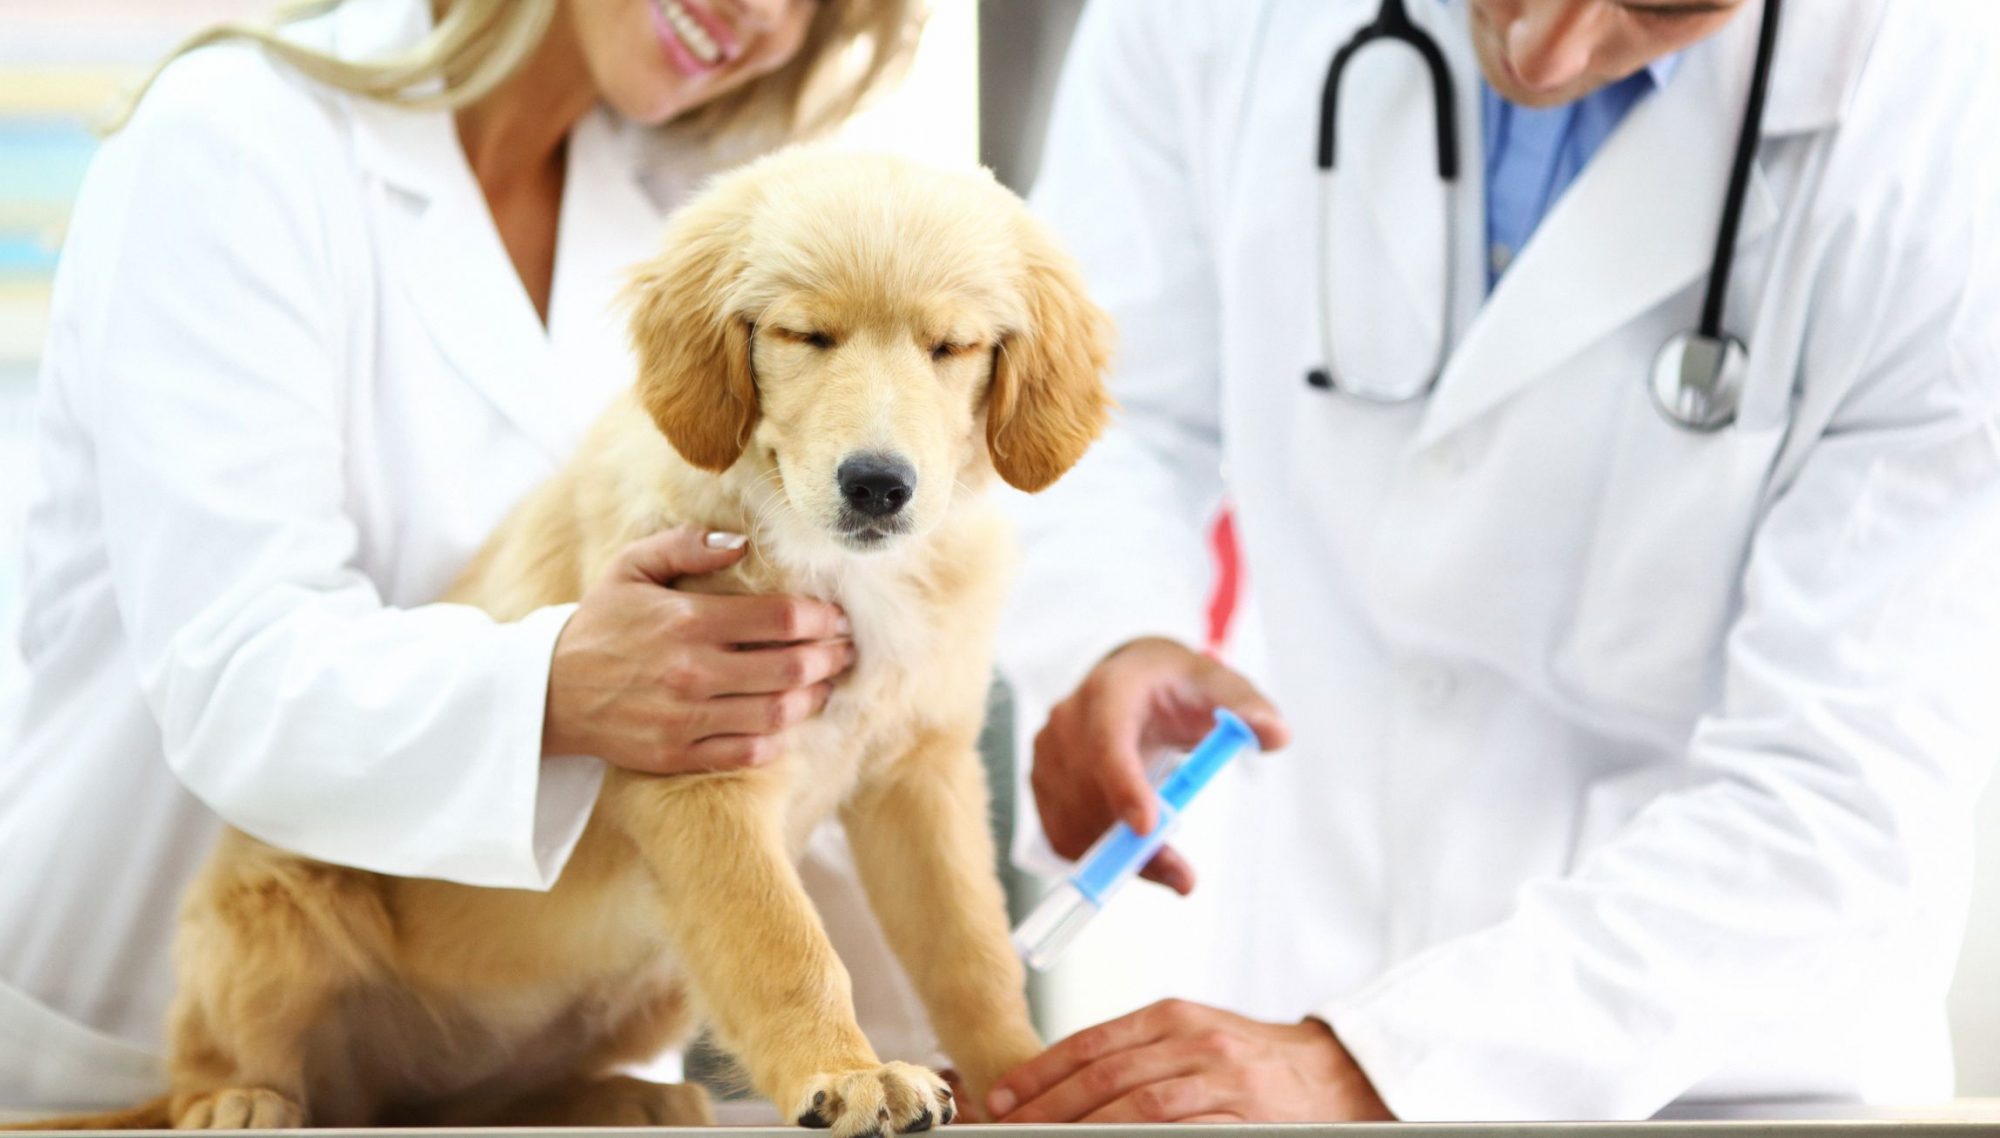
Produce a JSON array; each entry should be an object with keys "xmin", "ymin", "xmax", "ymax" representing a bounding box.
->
[
  {"xmin": 772, "ymin": 328, "xmax": 838, "ymax": 350},
  {"xmin": 929, "ymin": 341, "xmax": 975, "ymax": 362}
]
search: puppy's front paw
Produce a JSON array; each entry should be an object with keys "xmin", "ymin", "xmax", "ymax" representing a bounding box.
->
[
  {"xmin": 172, "ymin": 1087, "xmax": 304, "ymax": 1129},
  {"xmin": 791, "ymin": 1062, "xmax": 954, "ymax": 1137}
]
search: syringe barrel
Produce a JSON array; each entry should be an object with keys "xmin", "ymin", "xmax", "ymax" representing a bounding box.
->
[{"xmin": 1068, "ymin": 801, "xmax": 1185, "ymax": 906}]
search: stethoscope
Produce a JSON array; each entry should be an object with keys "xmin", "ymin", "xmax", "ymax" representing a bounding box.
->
[{"xmin": 1309, "ymin": 0, "xmax": 1783, "ymax": 432}]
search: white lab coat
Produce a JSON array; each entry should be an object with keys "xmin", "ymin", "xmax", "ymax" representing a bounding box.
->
[
  {"xmin": 999, "ymin": 0, "xmax": 2000, "ymax": 1121},
  {"xmin": 0, "ymin": 0, "xmax": 933, "ymax": 1110}
]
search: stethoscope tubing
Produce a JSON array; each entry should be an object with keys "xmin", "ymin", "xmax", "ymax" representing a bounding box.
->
[
  {"xmin": 1316, "ymin": 0, "xmax": 1460, "ymax": 180},
  {"xmin": 1700, "ymin": 0, "xmax": 1782, "ymax": 339},
  {"xmin": 1310, "ymin": 0, "xmax": 1461, "ymax": 397}
]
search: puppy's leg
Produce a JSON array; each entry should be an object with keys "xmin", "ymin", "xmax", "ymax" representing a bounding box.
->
[
  {"xmin": 601, "ymin": 768, "xmax": 953, "ymax": 1137},
  {"xmin": 166, "ymin": 835, "xmax": 390, "ymax": 1128},
  {"xmin": 841, "ymin": 730, "xmax": 1044, "ymax": 1107}
]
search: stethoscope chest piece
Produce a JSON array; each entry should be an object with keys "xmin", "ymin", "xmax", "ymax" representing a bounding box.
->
[{"xmin": 1650, "ymin": 330, "xmax": 1747, "ymax": 432}]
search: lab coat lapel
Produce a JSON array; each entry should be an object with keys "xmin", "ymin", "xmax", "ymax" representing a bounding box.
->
[
  {"xmin": 1413, "ymin": 3, "xmax": 1780, "ymax": 449},
  {"xmin": 324, "ymin": 0, "xmax": 572, "ymax": 463},
  {"xmin": 545, "ymin": 110, "xmax": 680, "ymax": 449},
  {"xmin": 347, "ymin": 94, "xmax": 572, "ymax": 465}
]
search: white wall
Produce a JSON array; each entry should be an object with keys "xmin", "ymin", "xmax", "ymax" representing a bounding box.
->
[{"xmin": 841, "ymin": 0, "xmax": 978, "ymax": 165}]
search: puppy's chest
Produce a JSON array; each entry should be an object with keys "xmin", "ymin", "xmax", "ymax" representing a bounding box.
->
[
  {"xmin": 836, "ymin": 578, "xmax": 958, "ymax": 714},
  {"xmin": 809, "ymin": 580, "xmax": 958, "ymax": 754},
  {"xmin": 760, "ymin": 563, "xmax": 995, "ymax": 825}
]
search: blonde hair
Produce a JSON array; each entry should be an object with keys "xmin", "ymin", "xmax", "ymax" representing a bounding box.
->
[{"xmin": 108, "ymin": 0, "xmax": 923, "ymax": 145}]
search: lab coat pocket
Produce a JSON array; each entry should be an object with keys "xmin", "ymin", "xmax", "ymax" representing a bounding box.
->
[{"xmin": 1550, "ymin": 407, "xmax": 1786, "ymax": 730}]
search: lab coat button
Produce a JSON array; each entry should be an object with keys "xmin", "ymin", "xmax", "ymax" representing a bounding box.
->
[
  {"xmin": 1490, "ymin": 243, "xmax": 1515, "ymax": 276},
  {"xmin": 1422, "ymin": 441, "xmax": 1469, "ymax": 479},
  {"xmin": 1408, "ymin": 665, "xmax": 1457, "ymax": 709}
]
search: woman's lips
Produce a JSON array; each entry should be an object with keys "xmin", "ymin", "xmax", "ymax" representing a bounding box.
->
[
  {"xmin": 676, "ymin": 0, "xmax": 743, "ymax": 61},
  {"xmin": 647, "ymin": 0, "xmax": 727, "ymax": 75}
]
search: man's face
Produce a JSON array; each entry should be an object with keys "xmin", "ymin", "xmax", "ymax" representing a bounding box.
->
[{"xmin": 1468, "ymin": 0, "xmax": 1752, "ymax": 108}]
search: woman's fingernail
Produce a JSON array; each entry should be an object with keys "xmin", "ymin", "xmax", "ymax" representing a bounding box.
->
[
  {"xmin": 988, "ymin": 1089, "xmax": 1016, "ymax": 1118},
  {"xmin": 836, "ymin": 613, "xmax": 853, "ymax": 635},
  {"xmin": 704, "ymin": 531, "xmax": 748, "ymax": 550}
]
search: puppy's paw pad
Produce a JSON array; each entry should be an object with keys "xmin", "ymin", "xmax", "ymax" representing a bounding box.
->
[
  {"xmin": 797, "ymin": 1091, "xmax": 834, "ymax": 1130},
  {"xmin": 172, "ymin": 1087, "xmax": 304, "ymax": 1129},
  {"xmin": 791, "ymin": 1063, "xmax": 952, "ymax": 1137}
]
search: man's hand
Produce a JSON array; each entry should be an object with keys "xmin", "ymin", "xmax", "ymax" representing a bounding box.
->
[
  {"xmin": 1033, "ymin": 637, "xmax": 1288, "ymax": 893},
  {"xmin": 986, "ymin": 1000, "xmax": 1393, "ymax": 1123}
]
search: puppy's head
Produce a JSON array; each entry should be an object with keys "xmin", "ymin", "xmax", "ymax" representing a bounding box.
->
[{"xmin": 625, "ymin": 148, "xmax": 1113, "ymax": 557}]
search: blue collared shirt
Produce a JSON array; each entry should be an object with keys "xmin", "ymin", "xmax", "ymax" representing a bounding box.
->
[{"xmin": 1478, "ymin": 50, "xmax": 1679, "ymax": 290}]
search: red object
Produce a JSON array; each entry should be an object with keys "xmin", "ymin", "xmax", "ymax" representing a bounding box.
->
[{"xmin": 1206, "ymin": 507, "xmax": 1242, "ymax": 651}]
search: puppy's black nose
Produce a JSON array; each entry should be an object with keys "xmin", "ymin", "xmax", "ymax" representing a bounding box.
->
[{"xmin": 838, "ymin": 453, "xmax": 916, "ymax": 518}]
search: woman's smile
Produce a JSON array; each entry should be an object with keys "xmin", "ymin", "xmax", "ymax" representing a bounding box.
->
[{"xmin": 647, "ymin": 0, "xmax": 740, "ymax": 74}]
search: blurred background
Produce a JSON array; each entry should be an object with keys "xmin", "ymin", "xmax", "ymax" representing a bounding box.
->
[{"xmin": 2, "ymin": 0, "xmax": 1996, "ymax": 1101}]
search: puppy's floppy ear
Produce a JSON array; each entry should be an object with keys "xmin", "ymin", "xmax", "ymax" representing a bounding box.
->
[
  {"xmin": 987, "ymin": 217, "xmax": 1115, "ymax": 493},
  {"xmin": 624, "ymin": 192, "xmax": 759, "ymax": 472}
]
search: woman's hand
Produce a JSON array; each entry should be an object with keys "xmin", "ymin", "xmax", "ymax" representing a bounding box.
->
[
  {"xmin": 987, "ymin": 1001, "xmax": 1393, "ymax": 1123},
  {"xmin": 1031, "ymin": 637, "xmax": 1289, "ymax": 893},
  {"xmin": 543, "ymin": 527, "xmax": 853, "ymax": 774}
]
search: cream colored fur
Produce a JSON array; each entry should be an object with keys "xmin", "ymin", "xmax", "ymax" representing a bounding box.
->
[{"xmin": 10, "ymin": 148, "xmax": 1113, "ymax": 1134}]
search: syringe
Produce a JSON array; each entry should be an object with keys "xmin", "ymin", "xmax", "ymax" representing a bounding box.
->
[{"xmin": 1012, "ymin": 708, "xmax": 1255, "ymax": 971}]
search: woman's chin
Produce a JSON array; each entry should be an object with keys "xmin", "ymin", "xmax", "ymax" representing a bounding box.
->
[{"xmin": 604, "ymin": 80, "xmax": 712, "ymax": 127}]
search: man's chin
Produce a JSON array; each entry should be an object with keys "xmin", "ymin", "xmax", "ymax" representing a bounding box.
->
[
  {"xmin": 1493, "ymin": 84, "xmax": 1593, "ymax": 109},
  {"xmin": 1478, "ymin": 64, "xmax": 1599, "ymax": 108},
  {"xmin": 1471, "ymin": 39, "xmax": 1605, "ymax": 108}
]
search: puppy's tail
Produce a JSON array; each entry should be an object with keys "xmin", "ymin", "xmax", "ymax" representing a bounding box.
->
[{"xmin": 0, "ymin": 1094, "xmax": 172, "ymax": 1130}]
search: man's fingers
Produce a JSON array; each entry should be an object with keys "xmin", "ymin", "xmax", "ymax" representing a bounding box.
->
[
  {"xmin": 989, "ymin": 1007, "xmax": 1172, "ymax": 1120},
  {"xmin": 1099, "ymin": 746, "xmax": 1160, "ymax": 836},
  {"xmin": 1138, "ymin": 845, "xmax": 1197, "ymax": 895},
  {"xmin": 1083, "ymin": 695, "xmax": 1162, "ymax": 835},
  {"xmin": 703, "ymin": 640, "xmax": 855, "ymax": 694},
  {"xmin": 1000, "ymin": 1039, "xmax": 1206, "ymax": 1124},
  {"xmin": 1197, "ymin": 661, "xmax": 1292, "ymax": 751},
  {"xmin": 616, "ymin": 527, "xmax": 749, "ymax": 585},
  {"xmin": 1240, "ymin": 705, "xmax": 1291, "ymax": 751},
  {"xmin": 1080, "ymin": 1073, "xmax": 1224, "ymax": 1124}
]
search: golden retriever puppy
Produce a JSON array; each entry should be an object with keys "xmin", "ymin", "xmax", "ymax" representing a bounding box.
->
[{"xmin": 18, "ymin": 147, "xmax": 1111, "ymax": 1132}]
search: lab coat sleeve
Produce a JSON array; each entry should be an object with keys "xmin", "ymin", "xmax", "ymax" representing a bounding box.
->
[
  {"xmin": 76, "ymin": 55, "xmax": 601, "ymax": 890},
  {"xmin": 1321, "ymin": 110, "xmax": 2000, "ymax": 1120},
  {"xmin": 996, "ymin": 0, "xmax": 1228, "ymax": 873}
]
